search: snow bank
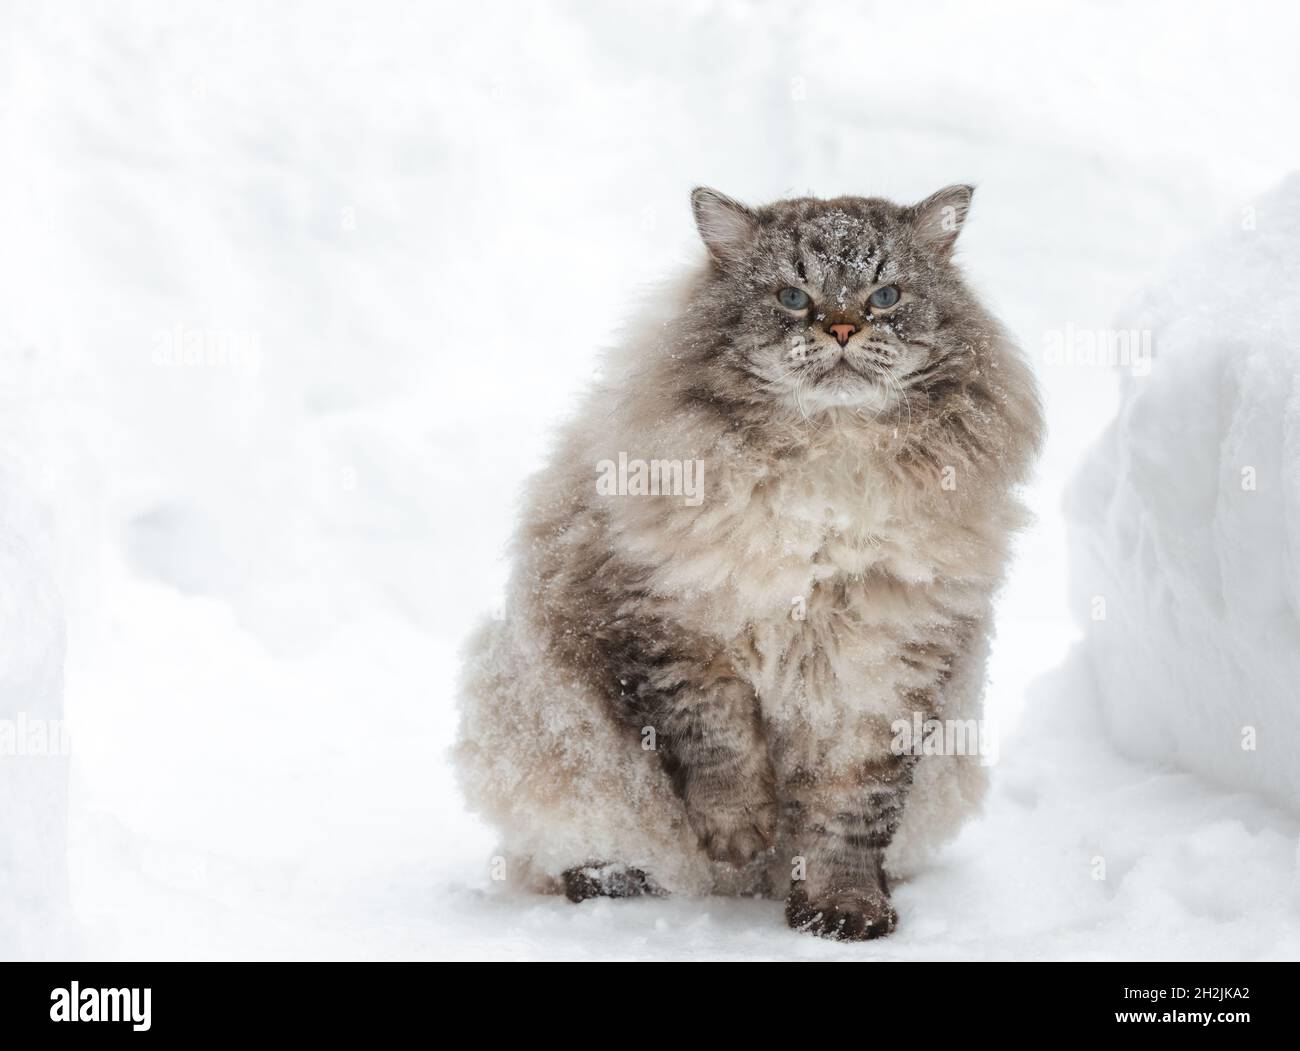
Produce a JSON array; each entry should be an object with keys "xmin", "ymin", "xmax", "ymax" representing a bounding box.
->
[{"xmin": 1066, "ymin": 174, "xmax": 1300, "ymax": 812}]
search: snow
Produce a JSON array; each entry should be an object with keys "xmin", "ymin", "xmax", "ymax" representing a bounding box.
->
[
  {"xmin": 1066, "ymin": 175, "xmax": 1300, "ymax": 814},
  {"xmin": 2, "ymin": 0, "xmax": 1299, "ymax": 959},
  {"xmin": 0, "ymin": 461, "xmax": 69, "ymax": 958}
]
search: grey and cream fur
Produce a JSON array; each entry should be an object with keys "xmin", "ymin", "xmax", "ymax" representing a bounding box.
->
[{"xmin": 456, "ymin": 185, "xmax": 1042, "ymax": 939}]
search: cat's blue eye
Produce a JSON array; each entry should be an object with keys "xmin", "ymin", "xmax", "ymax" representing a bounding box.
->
[
  {"xmin": 868, "ymin": 285, "xmax": 901, "ymax": 310},
  {"xmin": 777, "ymin": 287, "xmax": 811, "ymax": 310}
]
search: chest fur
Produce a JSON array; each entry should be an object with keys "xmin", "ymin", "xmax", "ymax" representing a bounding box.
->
[
  {"xmin": 611, "ymin": 445, "xmax": 967, "ymax": 634},
  {"xmin": 600, "ymin": 445, "xmax": 1000, "ymax": 733}
]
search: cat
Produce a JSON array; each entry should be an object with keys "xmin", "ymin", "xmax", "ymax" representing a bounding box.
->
[{"xmin": 456, "ymin": 185, "xmax": 1042, "ymax": 940}]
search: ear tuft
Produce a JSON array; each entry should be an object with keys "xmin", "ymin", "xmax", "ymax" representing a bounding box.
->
[
  {"xmin": 691, "ymin": 187, "xmax": 758, "ymax": 265},
  {"xmin": 911, "ymin": 184, "xmax": 974, "ymax": 261}
]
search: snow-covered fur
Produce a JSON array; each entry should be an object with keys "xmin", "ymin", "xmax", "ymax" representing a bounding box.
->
[{"xmin": 456, "ymin": 186, "xmax": 1042, "ymax": 938}]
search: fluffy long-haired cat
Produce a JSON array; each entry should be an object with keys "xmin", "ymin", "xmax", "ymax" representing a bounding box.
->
[{"xmin": 457, "ymin": 185, "xmax": 1042, "ymax": 939}]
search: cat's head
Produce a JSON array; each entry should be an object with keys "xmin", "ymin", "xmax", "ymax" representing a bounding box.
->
[{"xmin": 683, "ymin": 185, "xmax": 984, "ymax": 417}]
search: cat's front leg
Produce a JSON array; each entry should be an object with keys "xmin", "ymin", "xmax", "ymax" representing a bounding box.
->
[
  {"xmin": 781, "ymin": 742, "xmax": 916, "ymax": 941},
  {"xmin": 777, "ymin": 624, "xmax": 974, "ymax": 938},
  {"xmin": 661, "ymin": 672, "xmax": 777, "ymax": 866},
  {"xmin": 604, "ymin": 631, "xmax": 776, "ymax": 867}
]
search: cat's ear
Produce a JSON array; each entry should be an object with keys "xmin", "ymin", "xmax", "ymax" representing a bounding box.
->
[
  {"xmin": 691, "ymin": 187, "xmax": 759, "ymax": 266},
  {"xmin": 910, "ymin": 184, "xmax": 974, "ymax": 261}
]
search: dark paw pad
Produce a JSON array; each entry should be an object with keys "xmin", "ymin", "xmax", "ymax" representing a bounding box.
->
[
  {"xmin": 562, "ymin": 863, "xmax": 659, "ymax": 903},
  {"xmin": 786, "ymin": 888, "xmax": 898, "ymax": 941}
]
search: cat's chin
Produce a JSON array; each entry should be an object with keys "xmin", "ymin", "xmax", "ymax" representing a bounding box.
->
[{"xmin": 782, "ymin": 379, "xmax": 896, "ymax": 415}]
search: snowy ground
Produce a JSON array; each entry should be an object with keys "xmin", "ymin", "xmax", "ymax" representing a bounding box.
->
[{"xmin": 3, "ymin": 0, "xmax": 1300, "ymax": 959}]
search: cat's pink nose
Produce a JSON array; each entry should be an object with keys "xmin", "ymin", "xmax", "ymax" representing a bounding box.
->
[{"xmin": 828, "ymin": 323, "xmax": 857, "ymax": 346}]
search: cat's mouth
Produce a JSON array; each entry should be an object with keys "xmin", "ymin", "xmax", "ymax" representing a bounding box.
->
[
  {"xmin": 808, "ymin": 345, "xmax": 911, "ymax": 386},
  {"xmin": 784, "ymin": 352, "xmax": 906, "ymax": 411},
  {"xmin": 813, "ymin": 357, "xmax": 874, "ymax": 383}
]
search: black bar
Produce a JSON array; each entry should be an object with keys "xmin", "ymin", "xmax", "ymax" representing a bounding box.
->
[{"xmin": 1, "ymin": 962, "xmax": 1289, "ymax": 1037}]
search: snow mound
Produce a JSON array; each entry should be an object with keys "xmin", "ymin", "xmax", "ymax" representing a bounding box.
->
[{"xmin": 1066, "ymin": 174, "xmax": 1300, "ymax": 812}]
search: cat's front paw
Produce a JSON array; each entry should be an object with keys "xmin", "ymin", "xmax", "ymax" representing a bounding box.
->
[
  {"xmin": 785, "ymin": 887, "xmax": 898, "ymax": 941},
  {"xmin": 688, "ymin": 799, "xmax": 777, "ymax": 867}
]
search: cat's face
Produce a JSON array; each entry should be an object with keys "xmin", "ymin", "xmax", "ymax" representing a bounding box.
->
[{"xmin": 687, "ymin": 186, "xmax": 979, "ymax": 416}]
